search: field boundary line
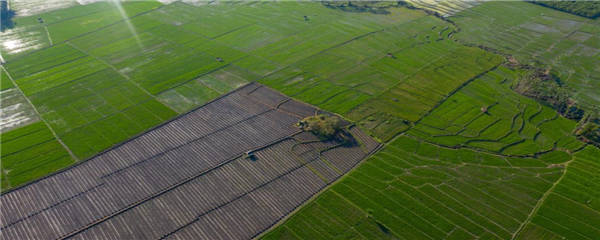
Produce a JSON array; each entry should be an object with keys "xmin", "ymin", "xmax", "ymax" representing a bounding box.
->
[
  {"xmin": 210, "ymin": 23, "xmax": 255, "ymax": 40},
  {"xmin": 400, "ymin": 129, "xmax": 551, "ymax": 161},
  {"xmin": 46, "ymin": 98, "xmax": 163, "ymax": 140},
  {"xmin": 24, "ymin": 66, "xmax": 106, "ymax": 97},
  {"xmin": 350, "ymin": 174, "xmax": 453, "ymax": 238},
  {"xmin": 285, "ymin": 15, "xmax": 431, "ymax": 69},
  {"xmin": 9, "ymin": 54, "xmax": 89, "ymax": 82},
  {"xmin": 388, "ymin": 62, "xmax": 503, "ymax": 152},
  {"xmin": 44, "ymin": 26, "xmax": 53, "ymax": 46},
  {"xmin": 330, "ymin": 190, "xmax": 400, "ymax": 239},
  {"xmin": 414, "ymin": 62, "xmax": 502, "ymax": 126},
  {"xmin": 254, "ymin": 141, "xmax": 385, "ymax": 239},
  {"xmin": 153, "ymin": 63, "xmax": 231, "ymax": 96},
  {"xmin": 65, "ymin": 42, "xmax": 176, "ymax": 116},
  {"xmin": 0, "ymin": 65, "xmax": 79, "ymax": 162},
  {"xmin": 443, "ymin": 183, "xmax": 525, "ymax": 224},
  {"xmin": 0, "ymin": 138, "xmax": 58, "ymax": 158},
  {"xmin": 512, "ymin": 159, "xmax": 571, "ymax": 239},
  {"xmin": 430, "ymin": 184, "xmax": 511, "ymax": 238},
  {"xmin": 409, "ymin": 182, "xmax": 503, "ymax": 238},
  {"xmin": 138, "ymin": 28, "xmax": 236, "ymax": 96},
  {"xmin": 452, "ymin": 178, "xmax": 538, "ymax": 214}
]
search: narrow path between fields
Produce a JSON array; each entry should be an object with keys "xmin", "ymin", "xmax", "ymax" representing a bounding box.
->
[
  {"xmin": 512, "ymin": 159, "xmax": 571, "ymax": 239},
  {"xmin": 44, "ymin": 26, "xmax": 53, "ymax": 46},
  {"xmin": 65, "ymin": 42, "xmax": 176, "ymax": 118},
  {"xmin": 0, "ymin": 65, "xmax": 79, "ymax": 162}
]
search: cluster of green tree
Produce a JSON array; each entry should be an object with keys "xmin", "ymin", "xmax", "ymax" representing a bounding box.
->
[
  {"xmin": 321, "ymin": 1, "xmax": 403, "ymax": 14},
  {"xmin": 1, "ymin": 0, "xmax": 16, "ymax": 31},
  {"xmin": 297, "ymin": 114, "xmax": 355, "ymax": 144},
  {"xmin": 298, "ymin": 114, "xmax": 344, "ymax": 139},
  {"xmin": 513, "ymin": 67, "xmax": 585, "ymax": 120},
  {"xmin": 530, "ymin": 1, "xmax": 600, "ymax": 19}
]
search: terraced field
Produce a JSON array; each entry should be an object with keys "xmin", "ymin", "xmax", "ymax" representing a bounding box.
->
[
  {"xmin": 263, "ymin": 68, "xmax": 598, "ymax": 239},
  {"xmin": 451, "ymin": 1, "xmax": 600, "ymax": 113},
  {"xmin": 410, "ymin": 66, "xmax": 583, "ymax": 156}
]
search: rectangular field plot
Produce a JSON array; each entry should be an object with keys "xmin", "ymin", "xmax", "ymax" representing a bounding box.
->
[
  {"xmin": 409, "ymin": 66, "xmax": 583, "ymax": 157},
  {"xmin": 0, "ymin": 122, "xmax": 74, "ymax": 190},
  {"xmin": 0, "ymin": 83, "xmax": 379, "ymax": 240},
  {"xmin": 451, "ymin": 1, "xmax": 600, "ymax": 114},
  {"xmin": 263, "ymin": 135, "xmax": 565, "ymax": 240}
]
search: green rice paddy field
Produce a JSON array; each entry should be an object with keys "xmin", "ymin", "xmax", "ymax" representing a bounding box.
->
[
  {"xmin": 0, "ymin": 1, "xmax": 598, "ymax": 239},
  {"xmin": 263, "ymin": 64, "xmax": 599, "ymax": 240}
]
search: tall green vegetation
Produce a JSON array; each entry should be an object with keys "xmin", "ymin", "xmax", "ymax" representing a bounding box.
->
[
  {"xmin": 298, "ymin": 114, "xmax": 344, "ymax": 140},
  {"xmin": 512, "ymin": 67, "xmax": 585, "ymax": 120},
  {"xmin": 530, "ymin": 1, "xmax": 600, "ymax": 18},
  {"xmin": 576, "ymin": 117, "xmax": 600, "ymax": 147}
]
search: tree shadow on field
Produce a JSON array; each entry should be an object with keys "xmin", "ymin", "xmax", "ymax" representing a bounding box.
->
[{"xmin": 1, "ymin": 0, "xmax": 16, "ymax": 32}]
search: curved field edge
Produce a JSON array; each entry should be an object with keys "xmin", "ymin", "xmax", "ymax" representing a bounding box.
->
[{"xmin": 259, "ymin": 33, "xmax": 594, "ymax": 240}]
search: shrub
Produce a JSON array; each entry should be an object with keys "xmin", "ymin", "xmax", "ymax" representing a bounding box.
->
[{"xmin": 577, "ymin": 122, "xmax": 600, "ymax": 144}]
